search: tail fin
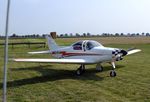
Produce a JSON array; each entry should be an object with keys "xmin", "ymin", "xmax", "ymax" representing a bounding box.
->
[{"xmin": 46, "ymin": 35, "xmax": 59, "ymax": 50}]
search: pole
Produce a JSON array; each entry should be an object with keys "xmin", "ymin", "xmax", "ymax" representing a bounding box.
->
[{"xmin": 3, "ymin": 0, "xmax": 11, "ymax": 102}]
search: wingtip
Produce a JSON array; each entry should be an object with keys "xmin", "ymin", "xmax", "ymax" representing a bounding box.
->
[
  {"xmin": 28, "ymin": 52, "xmax": 35, "ymax": 54},
  {"xmin": 8, "ymin": 58, "xmax": 16, "ymax": 61}
]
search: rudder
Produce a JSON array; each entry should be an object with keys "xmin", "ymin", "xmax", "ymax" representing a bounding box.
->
[{"xmin": 46, "ymin": 35, "xmax": 59, "ymax": 50}]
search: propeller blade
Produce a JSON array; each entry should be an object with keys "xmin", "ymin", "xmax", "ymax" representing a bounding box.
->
[{"xmin": 127, "ymin": 49, "xmax": 141, "ymax": 55}]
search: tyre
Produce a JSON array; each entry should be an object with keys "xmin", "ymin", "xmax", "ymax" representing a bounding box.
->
[
  {"xmin": 96, "ymin": 64, "xmax": 103, "ymax": 72},
  {"xmin": 110, "ymin": 70, "xmax": 116, "ymax": 77},
  {"xmin": 76, "ymin": 68, "xmax": 82, "ymax": 76}
]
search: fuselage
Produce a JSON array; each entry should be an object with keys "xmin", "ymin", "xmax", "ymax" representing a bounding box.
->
[{"xmin": 50, "ymin": 40, "xmax": 120, "ymax": 63}]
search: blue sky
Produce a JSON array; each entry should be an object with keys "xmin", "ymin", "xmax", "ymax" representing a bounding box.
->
[{"xmin": 1, "ymin": 0, "xmax": 150, "ymax": 35}]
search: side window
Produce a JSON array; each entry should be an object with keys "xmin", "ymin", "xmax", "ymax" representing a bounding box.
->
[
  {"xmin": 73, "ymin": 42, "xmax": 82, "ymax": 50},
  {"xmin": 86, "ymin": 42, "xmax": 94, "ymax": 50}
]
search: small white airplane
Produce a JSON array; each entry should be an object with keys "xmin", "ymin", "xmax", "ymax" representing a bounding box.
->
[{"xmin": 13, "ymin": 35, "xmax": 141, "ymax": 77}]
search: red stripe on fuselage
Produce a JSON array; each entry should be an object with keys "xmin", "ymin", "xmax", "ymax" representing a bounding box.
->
[
  {"xmin": 51, "ymin": 51, "xmax": 104, "ymax": 57},
  {"xmin": 52, "ymin": 51, "xmax": 108, "ymax": 57}
]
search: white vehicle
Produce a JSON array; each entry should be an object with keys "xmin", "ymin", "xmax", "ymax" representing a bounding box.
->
[{"xmin": 13, "ymin": 35, "xmax": 141, "ymax": 77}]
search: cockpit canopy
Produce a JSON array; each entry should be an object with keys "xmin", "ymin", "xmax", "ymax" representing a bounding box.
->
[{"xmin": 72, "ymin": 40, "xmax": 103, "ymax": 50}]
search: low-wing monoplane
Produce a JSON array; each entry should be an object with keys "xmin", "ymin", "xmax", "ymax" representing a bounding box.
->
[{"xmin": 13, "ymin": 35, "xmax": 141, "ymax": 77}]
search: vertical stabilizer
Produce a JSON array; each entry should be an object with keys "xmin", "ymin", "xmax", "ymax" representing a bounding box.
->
[{"xmin": 46, "ymin": 35, "xmax": 59, "ymax": 50}]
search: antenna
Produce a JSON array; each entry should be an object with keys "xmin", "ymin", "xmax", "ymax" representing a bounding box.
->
[{"xmin": 3, "ymin": 0, "xmax": 11, "ymax": 102}]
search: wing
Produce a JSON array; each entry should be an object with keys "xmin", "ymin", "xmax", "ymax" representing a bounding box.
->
[
  {"xmin": 127, "ymin": 49, "xmax": 141, "ymax": 55},
  {"xmin": 28, "ymin": 50, "xmax": 51, "ymax": 54},
  {"xmin": 12, "ymin": 58, "xmax": 95, "ymax": 64}
]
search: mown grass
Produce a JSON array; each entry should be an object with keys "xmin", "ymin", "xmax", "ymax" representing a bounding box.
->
[{"xmin": 0, "ymin": 37, "xmax": 150, "ymax": 102}]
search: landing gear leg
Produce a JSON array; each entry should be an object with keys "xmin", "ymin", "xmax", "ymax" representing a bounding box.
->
[
  {"xmin": 110, "ymin": 62, "xmax": 116, "ymax": 77},
  {"xmin": 76, "ymin": 64, "xmax": 85, "ymax": 76},
  {"xmin": 96, "ymin": 63, "xmax": 103, "ymax": 72}
]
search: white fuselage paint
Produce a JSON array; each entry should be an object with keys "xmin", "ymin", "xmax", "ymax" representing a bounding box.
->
[{"xmin": 50, "ymin": 45, "xmax": 119, "ymax": 64}]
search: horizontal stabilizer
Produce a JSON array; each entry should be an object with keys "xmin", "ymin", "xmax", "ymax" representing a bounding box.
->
[
  {"xmin": 28, "ymin": 50, "xmax": 51, "ymax": 54},
  {"xmin": 12, "ymin": 58, "xmax": 95, "ymax": 64}
]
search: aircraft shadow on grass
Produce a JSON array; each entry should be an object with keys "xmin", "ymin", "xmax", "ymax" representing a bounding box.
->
[{"xmin": 0, "ymin": 64, "xmax": 124, "ymax": 88}]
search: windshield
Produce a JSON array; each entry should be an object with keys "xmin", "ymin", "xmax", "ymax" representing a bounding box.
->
[{"xmin": 86, "ymin": 41, "xmax": 102, "ymax": 50}]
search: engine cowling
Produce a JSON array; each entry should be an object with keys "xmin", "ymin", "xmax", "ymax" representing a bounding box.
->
[{"xmin": 112, "ymin": 49, "xmax": 127, "ymax": 61}]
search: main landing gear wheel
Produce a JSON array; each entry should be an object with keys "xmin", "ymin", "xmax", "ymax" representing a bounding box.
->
[
  {"xmin": 96, "ymin": 64, "xmax": 103, "ymax": 72},
  {"xmin": 76, "ymin": 68, "xmax": 82, "ymax": 75},
  {"xmin": 110, "ymin": 70, "xmax": 116, "ymax": 77},
  {"xmin": 76, "ymin": 65, "xmax": 85, "ymax": 76}
]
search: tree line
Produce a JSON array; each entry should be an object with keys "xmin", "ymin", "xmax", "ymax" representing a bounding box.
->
[{"xmin": 0, "ymin": 32, "xmax": 150, "ymax": 38}]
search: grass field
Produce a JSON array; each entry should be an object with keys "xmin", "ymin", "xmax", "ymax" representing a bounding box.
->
[{"xmin": 0, "ymin": 37, "xmax": 150, "ymax": 102}]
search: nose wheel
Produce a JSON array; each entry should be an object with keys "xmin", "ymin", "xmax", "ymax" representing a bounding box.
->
[
  {"xmin": 110, "ymin": 62, "xmax": 117, "ymax": 77},
  {"xmin": 76, "ymin": 64, "xmax": 85, "ymax": 76},
  {"xmin": 110, "ymin": 70, "xmax": 116, "ymax": 77}
]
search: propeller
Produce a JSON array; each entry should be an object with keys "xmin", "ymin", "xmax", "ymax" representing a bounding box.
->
[{"xmin": 112, "ymin": 48, "xmax": 141, "ymax": 61}]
